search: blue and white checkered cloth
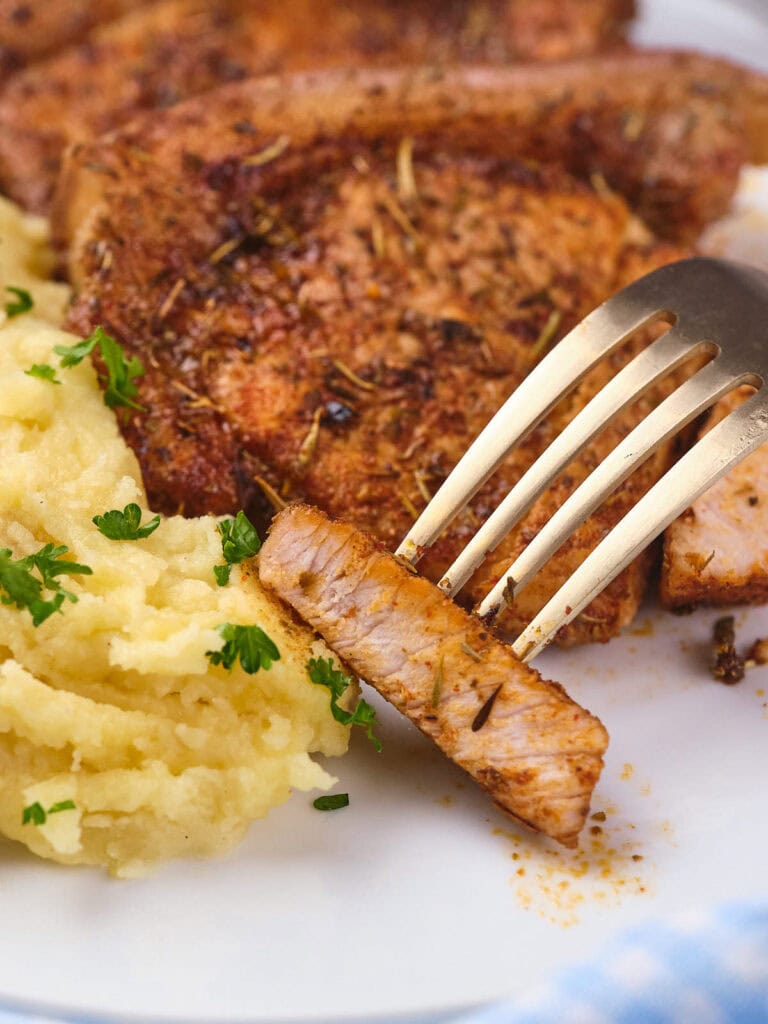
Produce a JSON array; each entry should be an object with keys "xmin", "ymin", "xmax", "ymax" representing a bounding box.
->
[
  {"xmin": 452, "ymin": 903, "xmax": 768, "ymax": 1024},
  {"xmin": 0, "ymin": 904, "xmax": 765, "ymax": 1024}
]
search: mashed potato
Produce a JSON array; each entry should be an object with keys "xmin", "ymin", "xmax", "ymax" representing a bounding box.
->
[
  {"xmin": 0, "ymin": 198, "xmax": 352, "ymax": 877},
  {"xmin": 0, "ymin": 197, "xmax": 70, "ymax": 327}
]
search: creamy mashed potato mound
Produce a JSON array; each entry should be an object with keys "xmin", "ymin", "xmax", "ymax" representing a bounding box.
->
[
  {"xmin": 0, "ymin": 198, "xmax": 70, "ymax": 328},
  {"xmin": 0, "ymin": 197, "xmax": 351, "ymax": 877}
]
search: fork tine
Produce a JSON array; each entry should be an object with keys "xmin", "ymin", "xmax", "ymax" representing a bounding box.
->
[
  {"xmin": 440, "ymin": 323, "xmax": 710, "ymax": 596},
  {"xmin": 476, "ymin": 358, "xmax": 744, "ymax": 620},
  {"xmin": 512, "ymin": 387, "xmax": 768, "ymax": 661},
  {"xmin": 395, "ymin": 283, "xmax": 672, "ymax": 562}
]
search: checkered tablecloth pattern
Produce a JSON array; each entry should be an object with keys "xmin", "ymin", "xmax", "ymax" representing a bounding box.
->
[
  {"xmin": 452, "ymin": 903, "xmax": 768, "ymax": 1024},
  {"xmin": 1, "ymin": 904, "xmax": 766, "ymax": 1024}
]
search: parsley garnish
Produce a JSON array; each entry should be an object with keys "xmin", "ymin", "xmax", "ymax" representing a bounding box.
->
[
  {"xmin": 21, "ymin": 802, "xmax": 45, "ymax": 826},
  {"xmin": 54, "ymin": 334, "xmax": 99, "ymax": 367},
  {"xmin": 93, "ymin": 503, "xmax": 160, "ymax": 541},
  {"xmin": 24, "ymin": 363, "xmax": 61, "ymax": 384},
  {"xmin": 48, "ymin": 799, "xmax": 76, "ymax": 814},
  {"xmin": 206, "ymin": 624, "xmax": 280, "ymax": 674},
  {"xmin": 213, "ymin": 564, "xmax": 233, "ymax": 586},
  {"xmin": 4, "ymin": 286, "xmax": 33, "ymax": 318},
  {"xmin": 99, "ymin": 330, "xmax": 145, "ymax": 410},
  {"xmin": 26, "ymin": 544, "xmax": 92, "ymax": 594},
  {"xmin": 22, "ymin": 799, "xmax": 76, "ymax": 826},
  {"xmin": 313, "ymin": 793, "xmax": 350, "ymax": 811},
  {"xmin": 0, "ymin": 543, "xmax": 93, "ymax": 626},
  {"xmin": 214, "ymin": 510, "xmax": 261, "ymax": 586},
  {"xmin": 54, "ymin": 326, "xmax": 145, "ymax": 410},
  {"xmin": 307, "ymin": 657, "xmax": 381, "ymax": 751},
  {"xmin": 219, "ymin": 511, "xmax": 261, "ymax": 563}
]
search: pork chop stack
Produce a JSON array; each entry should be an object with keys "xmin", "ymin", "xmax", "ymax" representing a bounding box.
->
[
  {"xmin": 53, "ymin": 54, "xmax": 768, "ymax": 645},
  {"xmin": 0, "ymin": 0, "xmax": 636, "ymax": 212}
]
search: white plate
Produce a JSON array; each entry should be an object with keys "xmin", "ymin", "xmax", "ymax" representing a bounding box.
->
[{"xmin": 1, "ymin": 2, "xmax": 767, "ymax": 1022}]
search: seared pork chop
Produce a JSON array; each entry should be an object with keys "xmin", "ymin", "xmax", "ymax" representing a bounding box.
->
[
  {"xmin": 661, "ymin": 388, "xmax": 768, "ymax": 609},
  {"xmin": 56, "ymin": 59, "xmax": 759, "ymax": 645},
  {"xmin": 259, "ymin": 504, "xmax": 609, "ymax": 847},
  {"xmin": 0, "ymin": 0, "xmax": 636, "ymax": 212},
  {"xmin": 0, "ymin": 0, "xmax": 141, "ymax": 79}
]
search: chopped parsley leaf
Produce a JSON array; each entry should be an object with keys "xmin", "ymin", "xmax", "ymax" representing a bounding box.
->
[
  {"xmin": 93, "ymin": 503, "xmax": 160, "ymax": 541},
  {"xmin": 22, "ymin": 799, "xmax": 77, "ymax": 826},
  {"xmin": 307, "ymin": 657, "xmax": 381, "ymax": 751},
  {"xmin": 26, "ymin": 543, "xmax": 92, "ymax": 594},
  {"xmin": 219, "ymin": 511, "xmax": 261, "ymax": 563},
  {"xmin": 213, "ymin": 563, "xmax": 232, "ymax": 586},
  {"xmin": 54, "ymin": 333, "xmax": 99, "ymax": 367},
  {"xmin": 21, "ymin": 802, "xmax": 46, "ymax": 826},
  {"xmin": 4, "ymin": 286, "xmax": 33, "ymax": 318},
  {"xmin": 214, "ymin": 510, "xmax": 261, "ymax": 586},
  {"xmin": 48, "ymin": 799, "xmax": 76, "ymax": 815},
  {"xmin": 0, "ymin": 543, "xmax": 93, "ymax": 626},
  {"xmin": 206, "ymin": 623, "xmax": 280, "ymax": 674},
  {"xmin": 0, "ymin": 551, "xmax": 48, "ymax": 619},
  {"xmin": 313, "ymin": 793, "xmax": 350, "ymax": 811},
  {"xmin": 24, "ymin": 363, "xmax": 61, "ymax": 384},
  {"xmin": 54, "ymin": 326, "xmax": 145, "ymax": 410},
  {"xmin": 99, "ymin": 330, "xmax": 145, "ymax": 410}
]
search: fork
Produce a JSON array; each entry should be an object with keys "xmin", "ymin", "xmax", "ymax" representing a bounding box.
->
[{"xmin": 395, "ymin": 257, "xmax": 768, "ymax": 662}]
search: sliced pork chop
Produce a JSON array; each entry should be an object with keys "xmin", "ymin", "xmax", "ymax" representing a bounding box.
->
[
  {"xmin": 0, "ymin": 0, "xmax": 636, "ymax": 213},
  {"xmin": 55, "ymin": 58, "xmax": 760, "ymax": 645},
  {"xmin": 259, "ymin": 504, "xmax": 609, "ymax": 847},
  {"xmin": 661, "ymin": 388, "xmax": 768, "ymax": 609}
]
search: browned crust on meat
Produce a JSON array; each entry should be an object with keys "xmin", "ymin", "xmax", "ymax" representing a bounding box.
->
[
  {"xmin": 52, "ymin": 58, "xmax": 757, "ymax": 645},
  {"xmin": 496, "ymin": 0, "xmax": 636, "ymax": 62},
  {"xmin": 741, "ymin": 65, "xmax": 768, "ymax": 163},
  {"xmin": 0, "ymin": 0, "xmax": 141, "ymax": 79},
  {"xmin": 662, "ymin": 570, "xmax": 768, "ymax": 611},
  {"xmin": 0, "ymin": 0, "xmax": 636, "ymax": 212},
  {"xmin": 54, "ymin": 53, "xmax": 755, "ymax": 258},
  {"xmin": 260, "ymin": 504, "xmax": 609, "ymax": 847}
]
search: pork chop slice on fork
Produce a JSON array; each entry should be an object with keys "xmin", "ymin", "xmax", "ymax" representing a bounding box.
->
[{"xmin": 259, "ymin": 503, "xmax": 610, "ymax": 848}]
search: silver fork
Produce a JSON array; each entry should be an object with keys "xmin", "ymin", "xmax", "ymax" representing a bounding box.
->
[{"xmin": 395, "ymin": 257, "xmax": 768, "ymax": 662}]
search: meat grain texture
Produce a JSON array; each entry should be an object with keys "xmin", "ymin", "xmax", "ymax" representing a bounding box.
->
[
  {"xmin": 260, "ymin": 505, "xmax": 609, "ymax": 848},
  {"xmin": 55, "ymin": 57, "xmax": 764, "ymax": 645},
  {"xmin": 0, "ymin": 0, "xmax": 636, "ymax": 212}
]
